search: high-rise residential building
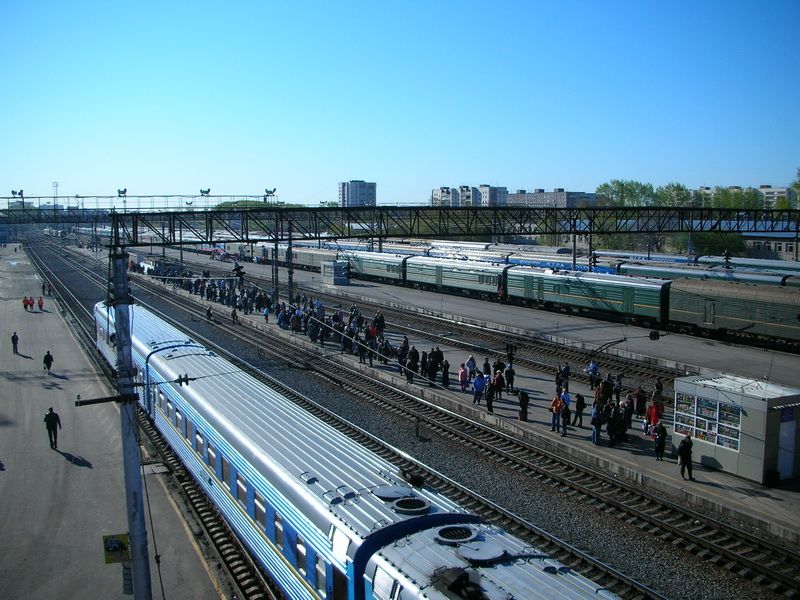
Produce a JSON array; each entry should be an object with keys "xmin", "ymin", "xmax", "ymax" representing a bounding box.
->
[
  {"xmin": 758, "ymin": 184, "xmax": 797, "ymax": 209},
  {"xmin": 505, "ymin": 188, "xmax": 601, "ymax": 208},
  {"xmin": 338, "ymin": 180, "xmax": 376, "ymax": 207},
  {"xmin": 431, "ymin": 187, "xmax": 460, "ymax": 207},
  {"xmin": 457, "ymin": 186, "xmax": 480, "ymax": 207},
  {"xmin": 478, "ymin": 185, "xmax": 508, "ymax": 207}
]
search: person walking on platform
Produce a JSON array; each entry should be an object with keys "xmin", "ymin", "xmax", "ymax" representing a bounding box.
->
[
  {"xmin": 458, "ymin": 363, "xmax": 469, "ymax": 393},
  {"xmin": 590, "ymin": 401, "xmax": 603, "ymax": 445},
  {"xmin": 504, "ymin": 363, "xmax": 515, "ymax": 393},
  {"xmin": 44, "ymin": 407, "xmax": 62, "ymax": 449},
  {"xmin": 43, "ymin": 350, "xmax": 54, "ymax": 374},
  {"xmin": 678, "ymin": 434, "xmax": 695, "ymax": 480},
  {"xmin": 42, "ymin": 282, "xmax": 46, "ymax": 295},
  {"xmin": 654, "ymin": 421, "xmax": 667, "ymax": 461},
  {"xmin": 11, "ymin": 331, "xmax": 19, "ymax": 354},
  {"xmin": 518, "ymin": 390, "xmax": 529, "ymax": 422},
  {"xmin": 561, "ymin": 363, "xmax": 571, "ymax": 392},
  {"xmin": 572, "ymin": 393, "xmax": 586, "ymax": 427},
  {"xmin": 505, "ymin": 342, "xmax": 515, "ymax": 366},
  {"xmin": 37, "ymin": 296, "xmax": 44, "ymax": 312},
  {"xmin": 485, "ymin": 374, "xmax": 495, "ymax": 413},
  {"xmin": 586, "ymin": 360, "xmax": 600, "ymax": 390},
  {"xmin": 472, "ymin": 371, "xmax": 485, "ymax": 405},
  {"xmin": 550, "ymin": 391, "xmax": 563, "ymax": 432},
  {"xmin": 441, "ymin": 359, "xmax": 450, "ymax": 389},
  {"xmin": 492, "ymin": 370, "xmax": 505, "ymax": 401},
  {"xmin": 560, "ymin": 401, "xmax": 571, "ymax": 437},
  {"xmin": 465, "ymin": 355, "xmax": 476, "ymax": 380},
  {"xmin": 481, "ymin": 357, "xmax": 491, "ymax": 379}
]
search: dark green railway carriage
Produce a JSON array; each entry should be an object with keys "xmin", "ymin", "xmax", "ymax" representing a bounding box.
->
[
  {"xmin": 344, "ymin": 251, "xmax": 407, "ymax": 282},
  {"xmin": 406, "ymin": 257, "xmax": 509, "ymax": 296},
  {"xmin": 669, "ymin": 279, "xmax": 800, "ymax": 342},
  {"xmin": 506, "ymin": 267, "xmax": 670, "ymax": 321}
]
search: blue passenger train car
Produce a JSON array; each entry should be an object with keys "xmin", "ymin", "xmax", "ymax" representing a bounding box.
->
[{"xmin": 94, "ymin": 302, "xmax": 618, "ymax": 600}]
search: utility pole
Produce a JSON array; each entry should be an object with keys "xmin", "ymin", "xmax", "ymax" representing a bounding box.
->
[
  {"xmin": 287, "ymin": 221, "xmax": 293, "ymax": 299},
  {"xmin": 108, "ymin": 235, "xmax": 153, "ymax": 599}
]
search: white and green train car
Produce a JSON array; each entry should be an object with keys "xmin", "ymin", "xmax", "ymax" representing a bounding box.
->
[
  {"xmin": 345, "ymin": 251, "xmax": 408, "ymax": 282},
  {"xmin": 406, "ymin": 257, "xmax": 509, "ymax": 296},
  {"xmin": 506, "ymin": 267, "xmax": 670, "ymax": 321}
]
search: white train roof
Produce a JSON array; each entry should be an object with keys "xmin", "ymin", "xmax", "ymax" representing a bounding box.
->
[
  {"xmin": 98, "ymin": 302, "xmax": 468, "ymax": 543},
  {"xmin": 373, "ymin": 522, "xmax": 617, "ymax": 599}
]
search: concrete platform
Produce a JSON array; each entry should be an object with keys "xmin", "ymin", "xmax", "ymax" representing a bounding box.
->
[
  {"xmin": 0, "ymin": 244, "xmax": 226, "ymax": 599},
  {"xmin": 145, "ymin": 267, "xmax": 800, "ymax": 549}
]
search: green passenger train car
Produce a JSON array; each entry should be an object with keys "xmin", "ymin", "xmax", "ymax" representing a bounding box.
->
[
  {"xmin": 669, "ymin": 279, "xmax": 800, "ymax": 342},
  {"xmin": 405, "ymin": 257, "xmax": 509, "ymax": 296},
  {"xmin": 506, "ymin": 267, "xmax": 670, "ymax": 321},
  {"xmin": 344, "ymin": 251, "xmax": 407, "ymax": 282}
]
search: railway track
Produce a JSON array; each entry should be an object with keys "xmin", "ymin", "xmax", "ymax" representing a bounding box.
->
[
  {"xmin": 157, "ymin": 248, "xmax": 687, "ymax": 394},
  {"xmin": 26, "ymin": 242, "xmax": 280, "ymax": 600},
  {"xmin": 33, "ymin": 240, "xmax": 800, "ymax": 599}
]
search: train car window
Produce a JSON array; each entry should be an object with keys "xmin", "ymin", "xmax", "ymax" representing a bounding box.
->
[
  {"xmin": 236, "ymin": 474, "xmax": 247, "ymax": 510},
  {"xmin": 158, "ymin": 392, "xmax": 165, "ymax": 412},
  {"xmin": 185, "ymin": 420, "xmax": 193, "ymax": 443},
  {"xmin": 207, "ymin": 444, "xmax": 217, "ymax": 472},
  {"xmin": 275, "ymin": 513, "xmax": 284, "ymax": 550},
  {"xmin": 254, "ymin": 493, "xmax": 266, "ymax": 529},
  {"xmin": 195, "ymin": 431, "xmax": 204, "ymax": 454},
  {"xmin": 372, "ymin": 567, "xmax": 396, "ymax": 600},
  {"xmin": 330, "ymin": 528, "xmax": 350, "ymax": 561},
  {"xmin": 221, "ymin": 457, "xmax": 231, "ymax": 492},
  {"xmin": 175, "ymin": 410, "xmax": 184, "ymax": 437},
  {"xmin": 296, "ymin": 535, "xmax": 307, "ymax": 576},
  {"xmin": 166, "ymin": 401, "xmax": 173, "ymax": 422},
  {"xmin": 315, "ymin": 556, "xmax": 327, "ymax": 597}
]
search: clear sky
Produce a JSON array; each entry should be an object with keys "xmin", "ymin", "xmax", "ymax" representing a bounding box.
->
[{"xmin": 1, "ymin": 0, "xmax": 798, "ymax": 205}]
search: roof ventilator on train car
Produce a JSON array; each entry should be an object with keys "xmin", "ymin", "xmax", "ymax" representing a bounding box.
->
[
  {"xmin": 456, "ymin": 540, "xmax": 506, "ymax": 564},
  {"xmin": 300, "ymin": 471, "xmax": 318, "ymax": 485},
  {"xmin": 434, "ymin": 525, "xmax": 477, "ymax": 545},
  {"xmin": 371, "ymin": 484, "xmax": 414, "ymax": 501},
  {"xmin": 431, "ymin": 567, "xmax": 483, "ymax": 600},
  {"xmin": 391, "ymin": 496, "xmax": 431, "ymax": 515}
]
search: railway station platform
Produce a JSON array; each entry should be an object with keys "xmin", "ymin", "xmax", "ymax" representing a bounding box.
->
[
  {"xmin": 143, "ymin": 260, "xmax": 800, "ymax": 549},
  {"xmin": 0, "ymin": 244, "xmax": 226, "ymax": 599}
]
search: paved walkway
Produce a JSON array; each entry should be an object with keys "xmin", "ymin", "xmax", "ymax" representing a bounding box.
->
[{"xmin": 0, "ymin": 244, "xmax": 225, "ymax": 599}]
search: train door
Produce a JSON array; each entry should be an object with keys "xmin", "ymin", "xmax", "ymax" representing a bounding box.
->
[
  {"xmin": 703, "ymin": 299, "xmax": 716, "ymax": 325},
  {"xmin": 435, "ymin": 266, "xmax": 443, "ymax": 287},
  {"xmin": 622, "ymin": 289, "xmax": 633, "ymax": 314}
]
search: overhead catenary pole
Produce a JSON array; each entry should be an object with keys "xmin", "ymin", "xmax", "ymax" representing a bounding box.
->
[{"xmin": 109, "ymin": 236, "xmax": 153, "ymax": 600}]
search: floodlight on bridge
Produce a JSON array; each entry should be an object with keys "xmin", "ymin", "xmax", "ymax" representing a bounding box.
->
[{"xmin": 117, "ymin": 188, "xmax": 127, "ymax": 197}]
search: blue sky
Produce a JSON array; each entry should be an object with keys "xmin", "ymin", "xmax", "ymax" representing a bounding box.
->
[{"xmin": 1, "ymin": 1, "xmax": 798, "ymax": 205}]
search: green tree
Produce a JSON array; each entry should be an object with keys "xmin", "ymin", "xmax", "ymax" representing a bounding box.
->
[
  {"xmin": 593, "ymin": 180, "xmax": 656, "ymax": 250},
  {"xmin": 709, "ymin": 187, "xmax": 764, "ymax": 209},
  {"xmin": 595, "ymin": 180, "xmax": 655, "ymax": 207},
  {"xmin": 687, "ymin": 232, "xmax": 746, "ymax": 256},
  {"xmin": 654, "ymin": 182, "xmax": 693, "ymax": 207},
  {"xmin": 790, "ymin": 168, "xmax": 800, "ymax": 208}
]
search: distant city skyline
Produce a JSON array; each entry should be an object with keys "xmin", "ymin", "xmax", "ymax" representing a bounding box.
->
[{"xmin": 1, "ymin": 1, "xmax": 797, "ymax": 205}]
